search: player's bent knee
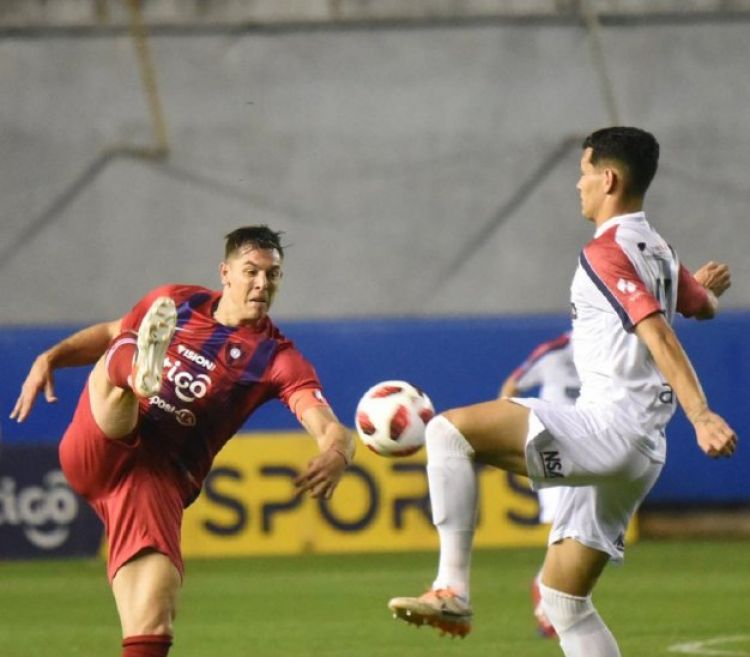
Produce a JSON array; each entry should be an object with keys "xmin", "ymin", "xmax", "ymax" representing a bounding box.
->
[
  {"xmin": 538, "ymin": 582, "xmax": 595, "ymax": 633},
  {"xmin": 425, "ymin": 415, "xmax": 476, "ymax": 459},
  {"xmin": 440, "ymin": 405, "xmax": 480, "ymax": 439},
  {"xmin": 539, "ymin": 582, "xmax": 621, "ymax": 657}
]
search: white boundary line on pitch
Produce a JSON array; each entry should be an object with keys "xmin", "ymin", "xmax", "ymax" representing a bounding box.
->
[{"xmin": 668, "ymin": 635, "xmax": 750, "ymax": 656}]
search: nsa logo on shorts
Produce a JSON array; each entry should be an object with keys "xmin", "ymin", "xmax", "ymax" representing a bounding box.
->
[{"xmin": 540, "ymin": 450, "xmax": 564, "ymax": 479}]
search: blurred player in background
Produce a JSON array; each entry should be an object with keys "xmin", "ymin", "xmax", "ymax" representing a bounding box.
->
[
  {"xmin": 11, "ymin": 225, "xmax": 354, "ymax": 657},
  {"xmin": 388, "ymin": 127, "xmax": 736, "ymax": 657},
  {"xmin": 499, "ymin": 331, "xmax": 580, "ymax": 638}
]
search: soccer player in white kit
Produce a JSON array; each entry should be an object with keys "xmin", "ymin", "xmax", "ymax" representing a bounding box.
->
[
  {"xmin": 388, "ymin": 127, "xmax": 737, "ymax": 656},
  {"xmin": 499, "ymin": 331, "xmax": 580, "ymax": 638}
]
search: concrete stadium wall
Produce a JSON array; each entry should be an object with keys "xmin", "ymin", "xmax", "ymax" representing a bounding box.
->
[{"xmin": 1, "ymin": 17, "xmax": 749, "ymax": 325}]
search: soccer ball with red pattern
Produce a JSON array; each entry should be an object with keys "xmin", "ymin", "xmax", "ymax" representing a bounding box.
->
[{"xmin": 355, "ymin": 380, "xmax": 435, "ymax": 457}]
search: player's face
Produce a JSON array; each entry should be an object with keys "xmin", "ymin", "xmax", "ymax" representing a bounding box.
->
[
  {"xmin": 220, "ymin": 246, "xmax": 283, "ymax": 325},
  {"xmin": 576, "ymin": 148, "xmax": 606, "ymax": 222}
]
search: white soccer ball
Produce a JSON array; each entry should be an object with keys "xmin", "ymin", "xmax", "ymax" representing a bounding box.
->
[{"xmin": 354, "ymin": 380, "xmax": 435, "ymax": 457}]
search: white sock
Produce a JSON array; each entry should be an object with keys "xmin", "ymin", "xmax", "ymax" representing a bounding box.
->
[
  {"xmin": 425, "ymin": 415, "xmax": 476, "ymax": 601},
  {"xmin": 539, "ymin": 583, "xmax": 621, "ymax": 657}
]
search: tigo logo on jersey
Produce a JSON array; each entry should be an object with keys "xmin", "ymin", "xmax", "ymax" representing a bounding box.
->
[
  {"xmin": 164, "ymin": 357, "xmax": 212, "ymax": 402},
  {"xmin": 617, "ymin": 278, "xmax": 637, "ymax": 294}
]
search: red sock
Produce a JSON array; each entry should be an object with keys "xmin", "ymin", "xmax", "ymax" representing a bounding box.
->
[
  {"xmin": 105, "ymin": 331, "xmax": 138, "ymax": 389},
  {"xmin": 122, "ymin": 634, "xmax": 172, "ymax": 657}
]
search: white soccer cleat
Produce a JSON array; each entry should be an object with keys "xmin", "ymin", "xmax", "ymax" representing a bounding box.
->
[
  {"xmin": 132, "ymin": 296, "xmax": 177, "ymax": 398},
  {"xmin": 388, "ymin": 588, "xmax": 472, "ymax": 638}
]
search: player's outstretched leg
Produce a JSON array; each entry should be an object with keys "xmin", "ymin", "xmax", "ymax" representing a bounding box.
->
[
  {"xmin": 133, "ymin": 297, "xmax": 177, "ymax": 398},
  {"xmin": 388, "ymin": 587, "xmax": 472, "ymax": 638},
  {"xmin": 387, "ymin": 402, "xmax": 528, "ymax": 639},
  {"xmin": 388, "ymin": 415, "xmax": 477, "ymax": 638}
]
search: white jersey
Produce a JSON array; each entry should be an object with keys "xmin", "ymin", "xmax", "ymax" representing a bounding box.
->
[
  {"xmin": 570, "ymin": 211, "xmax": 708, "ymax": 463},
  {"xmin": 511, "ymin": 333, "xmax": 580, "ymax": 406}
]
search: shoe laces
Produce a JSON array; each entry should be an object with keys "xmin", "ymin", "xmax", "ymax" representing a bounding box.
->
[{"xmin": 423, "ymin": 587, "xmax": 465, "ymax": 604}]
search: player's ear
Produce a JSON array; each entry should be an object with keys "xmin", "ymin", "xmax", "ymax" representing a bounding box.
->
[
  {"xmin": 603, "ymin": 167, "xmax": 617, "ymax": 194},
  {"xmin": 219, "ymin": 261, "xmax": 230, "ymax": 286}
]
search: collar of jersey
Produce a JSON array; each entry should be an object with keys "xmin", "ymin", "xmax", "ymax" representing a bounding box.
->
[{"xmin": 594, "ymin": 211, "xmax": 646, "ymax": 238}]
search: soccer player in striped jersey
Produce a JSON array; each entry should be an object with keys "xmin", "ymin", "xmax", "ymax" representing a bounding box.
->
[
  {"xmin": 499, "ymin": 331, "xmax": 580, "ymax": 638},
  {"xmin": 11, "ymin": 225, "xmax": 354, "ymax": 657},
  {"xmin": 388, "ymin": 127, "xmax": 736, "ymax": 656}
]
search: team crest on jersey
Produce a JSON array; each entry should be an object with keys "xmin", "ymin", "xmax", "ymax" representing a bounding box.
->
[
  {"xmin": 229, "ymin": 346, "xmax": 242, "ymax": 360},
  {"xmin": 617, "ymin": 278, "xmax": 637, "ymax": 294}
]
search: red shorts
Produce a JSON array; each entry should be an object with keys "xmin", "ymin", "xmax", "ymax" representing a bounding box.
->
[{"xmin": 59, "ymin": 385, "xmax": 186, "ymax": 582}]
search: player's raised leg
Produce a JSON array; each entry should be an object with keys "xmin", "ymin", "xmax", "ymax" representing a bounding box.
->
[
  {"xmin": 388, "ymin": 399, "xmax": 529, "ymax": 637},
  {"xmin": 89, "ymin": 297, "xmax": 176, "ymax": 439}
]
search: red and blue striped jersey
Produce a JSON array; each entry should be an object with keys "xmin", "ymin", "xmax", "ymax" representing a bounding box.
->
[{"xmin": 121, "ymin": 284, "xmax": 323, "ymax": 500}]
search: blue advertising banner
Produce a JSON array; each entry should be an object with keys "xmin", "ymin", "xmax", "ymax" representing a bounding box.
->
[
  {"xmin": 0, "ymin": 445, "xmax": 103, "ymax": 559},
  {"xmin": 1, "ymin": 311, "xmax": 748, "ymax": 505}
]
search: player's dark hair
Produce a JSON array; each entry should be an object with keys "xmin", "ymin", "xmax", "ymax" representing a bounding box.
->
[
  {"xmin": 224, "ymin": 225, "xmax": 285, "ymax": 259},
  {"xmin": 583, "ymin": 127, "xmax": 660, "ymax": 199}
]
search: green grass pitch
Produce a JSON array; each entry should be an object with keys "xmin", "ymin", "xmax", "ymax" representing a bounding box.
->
[{"xmin": 1, "ymin": 539, "xmax": 748, "ymax": 656}]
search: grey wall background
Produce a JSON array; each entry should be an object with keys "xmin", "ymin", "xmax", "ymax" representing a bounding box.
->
[{"xmin": 2, "ymin": 10, "xmax": 749, "ymax": 324}]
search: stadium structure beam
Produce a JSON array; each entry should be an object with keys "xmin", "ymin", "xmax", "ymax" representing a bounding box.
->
[{"xmin": 2, "ymin": 0, "xmax": 750, "ymax": 33}]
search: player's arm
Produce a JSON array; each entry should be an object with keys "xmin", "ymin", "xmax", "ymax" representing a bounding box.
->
[
  {"xmin": 10, "ymin": 318, "xmax": 122, "ymax": 422},
  {"xmin": 678, "ymin": 261, "xmax": 731, "ymax": 321},
  {"xmin": 294, "ymin": 402, "xmax": 355, "ymax": 500},
  {"xmin": 693, "ymin": 261, "xmax": 731, "ymax": 297},
  {"xmin": 634, "ymin": 313, "xmax": 737, "ymax": 458},
  {"xmin": 498, "ymin": 374, "xmax": 521, "ymax": 399}
]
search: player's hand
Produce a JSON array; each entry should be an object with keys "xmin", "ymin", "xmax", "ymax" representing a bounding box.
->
[
  {"xmin": 294, "ymin": 447, "xmax": 349, "ymax": 499},
  {"xmin": 691, "ymin": 409, "xmax": 737, "ymax": 458},
  {"xmin": 693, "ymin": 261, "xmax": 731, "ymax": 297},
  {"xmin": 9, "ymin": 354, "xmax": 58, "ymax": 423}
]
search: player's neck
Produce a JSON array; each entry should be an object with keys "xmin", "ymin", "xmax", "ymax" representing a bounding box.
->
[
  {"xmin": 212, "ymin": 298, "xmax": 264, "ymax": 329},
  {"xmin": 593, "ymin": 196, "xmax": 643, "ymax": 229}
]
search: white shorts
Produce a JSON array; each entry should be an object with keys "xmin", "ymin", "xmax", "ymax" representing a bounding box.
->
[
  {"xmin": 537, "ymin": 487, "xmax": 561, "ymax": 525},
  {"xmin": 512, "ymin": 397, "xmax": 662, "ymax": 562}
]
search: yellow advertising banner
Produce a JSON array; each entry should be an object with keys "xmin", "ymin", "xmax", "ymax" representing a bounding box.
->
[{"xmin": 180, "ymin": 432, "xmax": 638, "ymax": 557}]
